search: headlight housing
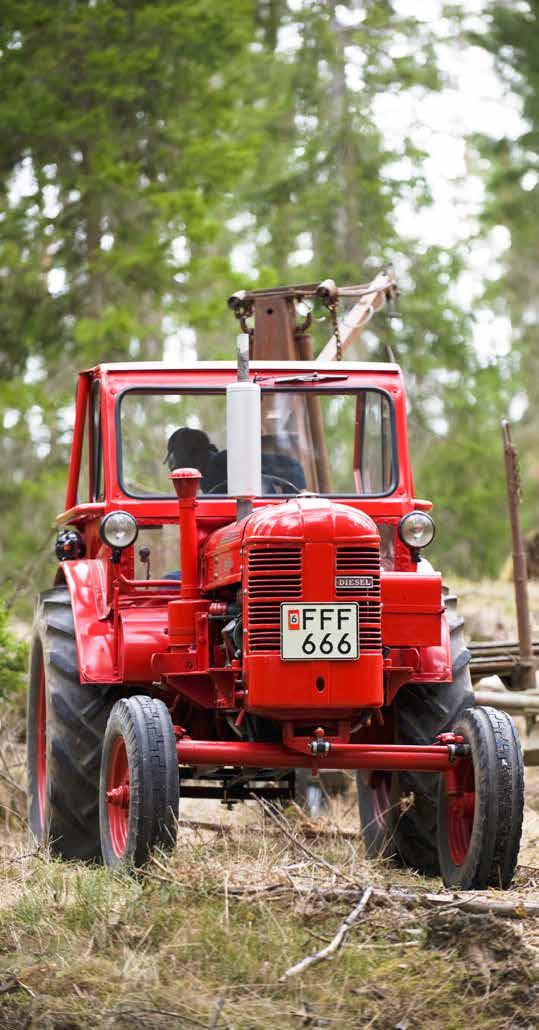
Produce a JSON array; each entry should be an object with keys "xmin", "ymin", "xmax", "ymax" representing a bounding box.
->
[
  {"xmin": 398, "ymin": 511, "xmax": 435, "ymax": 550},
  {"xmin": 100, "ymin": 511, "xmax": 138, "ymax": 550}
]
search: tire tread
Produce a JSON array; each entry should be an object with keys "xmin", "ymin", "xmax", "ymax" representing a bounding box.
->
[{"xmin": 27, "ymin": 587, "xmax": 114, "ymax": 861}]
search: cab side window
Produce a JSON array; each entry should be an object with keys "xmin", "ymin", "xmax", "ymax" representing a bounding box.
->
[
  {"xmin": 358, "ymin": 392, "xmax": 394, "ymax": 495},
  {"xmin": 90, "ymin": 382, "xmax": 104, "ymax": 501},
  {"xmin": 77, "ymin": 397, "xmax": 91, "ymax": 503}
]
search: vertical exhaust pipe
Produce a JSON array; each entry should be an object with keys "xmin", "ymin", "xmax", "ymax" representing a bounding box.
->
[
  {"xmin": 167, "ymin": 467, "xmax": 209, "ymax": 650},
  {"xmin": 170, "ymin": 468, "xmax": 202, "ymax": 599},
  {"xmin": 227, "ymin": 334, "xmax": 262, "ymax": 521}
]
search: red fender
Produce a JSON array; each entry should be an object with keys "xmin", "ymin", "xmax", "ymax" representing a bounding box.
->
[
  {"xmin": 56, "ymin": 561, "xmax": 168, "ymax": 684},
  {"xmin": 417, "ymin": 612, "xmax": 452, "ymax": 682}
]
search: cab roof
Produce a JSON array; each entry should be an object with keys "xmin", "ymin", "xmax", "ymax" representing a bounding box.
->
[{"xmin": 87, "ymin": 360, "xmax": 401, "ymax": 376}]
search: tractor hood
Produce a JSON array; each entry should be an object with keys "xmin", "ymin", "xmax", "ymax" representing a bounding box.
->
[
  {"xmin": 244, "ymin": 495, "xmax": 378, "ymax": 544},
  {"xmin": 200, "ymin": 497, "xmax": 379, "ymax": 591}
]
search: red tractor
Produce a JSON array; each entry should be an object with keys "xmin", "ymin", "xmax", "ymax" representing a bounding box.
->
[{"xmin": 27, "ymin": 280, "xmax": 524, "ymax": 889}]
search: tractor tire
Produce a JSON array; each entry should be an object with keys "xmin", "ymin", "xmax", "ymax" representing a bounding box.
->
[
  {"xmin": 437, "ymin": 706, "xmax": 524, "ymax": 889},
  {"xmin": 357, "ymin": 591, "xmax": 475, "ymax": 875},
  {"xmin": 99, "ymin": 696, "xmax": 179, "ymax": 869},
  {"xmin": 27, "ymin": 587, "xmax": 115, "ymax": 860}
]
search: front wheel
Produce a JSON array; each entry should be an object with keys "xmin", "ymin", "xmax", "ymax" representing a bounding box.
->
[
  {"xmin": 357, "ymin": 590, "xmax": 475, "ymax": 875},
  {"xmin": 99, "ymin": 696, "xmax": 179, "ymax": 869},
  {"xmin": 437, "ymin": 706, "xmax": 524, "ymax": 889}
]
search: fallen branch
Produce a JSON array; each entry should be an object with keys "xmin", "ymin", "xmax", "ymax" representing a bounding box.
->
[
  {"xmin": 396, "ymin": 890, "xmax": 539, "ymax": 919},
  {"xmin": 229, "ymin": 881, "xmax": 539, "ymax": 919},
  {"xmin": 177, "ymin": 818, "xmax": 232, "ymax": 834},
  {"xmin": 279, "ymin": 886, "xmax": 373, "ymax": 981},
  {"xmin": 177, "ymin": 814, "xmax": 360, "ymax": 841}
]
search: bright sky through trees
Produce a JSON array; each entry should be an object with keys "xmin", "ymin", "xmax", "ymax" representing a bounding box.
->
[{"xmin": 0, "ymin": 0, "xmax": 537, "ymax": 599}]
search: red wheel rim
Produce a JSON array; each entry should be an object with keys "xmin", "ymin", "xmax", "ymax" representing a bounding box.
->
[
  {"xmin": 106, "ymin": 736, "xmax": 130, "ymax": 857},
  {"xmin": 36, "ymin": 661, "xmax": 47, "ymax": 827},
  {"xmin": 446, "ymin": 758, "xmax": 475, "ymax": 866},
  {"xmin": 369, "ymin": 772, "xmax": 391, "ymax": 830}
]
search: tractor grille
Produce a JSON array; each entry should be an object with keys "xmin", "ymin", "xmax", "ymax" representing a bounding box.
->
[
  {"xmin": 246, "ymin": 543, "xmax": 382, "ymax": 655},
  {"xmin": 335, "ymin": 546, "xmax": 382, "ymax": 652},
  {"xmin": 247, "ymin": 547, "xmax": 302, "ymax": 652}
]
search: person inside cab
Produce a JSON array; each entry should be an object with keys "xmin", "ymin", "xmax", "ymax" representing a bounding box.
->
[{"xmin": 164, "ymin": 427, "xmax": 218, "ymax": 489}]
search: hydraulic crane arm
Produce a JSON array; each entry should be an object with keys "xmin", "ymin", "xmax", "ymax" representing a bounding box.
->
[
  {"xmin": 227, "ymin": 265, "xmax": 398, "ymax": 362},
  {"xmin": 317, "ymin": 266, "xmax": 398, "ymax": 362}
]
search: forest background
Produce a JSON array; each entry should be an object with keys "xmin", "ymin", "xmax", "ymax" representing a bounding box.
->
[{"xmin": 0, "ymin": 0, "xmax": 538, "ymax": 619}]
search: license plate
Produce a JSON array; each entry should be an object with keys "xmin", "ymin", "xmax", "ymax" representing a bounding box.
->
[{"xmin": 280, "ymin": 603, "xmax": 359, "ymax": 660}]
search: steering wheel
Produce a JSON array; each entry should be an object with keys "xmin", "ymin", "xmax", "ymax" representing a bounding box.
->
[
  {"xmin": 205, "ymin": 474, "xmax": 302, "ymax": 496},
  {"xmin": 262, "ymin": 474, "xmax": 302, "ymax": 494}
]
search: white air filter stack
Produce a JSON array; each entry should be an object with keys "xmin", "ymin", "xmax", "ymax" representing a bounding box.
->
[{"xmin": 227, "ymin": 335, "xmax": 262, "ymax": 514}]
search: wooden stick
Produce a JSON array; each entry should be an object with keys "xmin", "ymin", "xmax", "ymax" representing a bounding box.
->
[
  {"xmin": 229, "ymin": 882, "xmax": 539, "ymax": 919},
  {"xmin": 279, "ymin": 886, "xmax": 373, "ymax": 981},
  {"xmin": 400, "ymin": 890, "xmax": 539, "ymax": 919},
  {"xmin": 177, "ymin": 818, "xmax": 231, "ymax": 834},
  {"xmin": 178, "ymin": 813, "xmax": 360, "ymax": 841}
]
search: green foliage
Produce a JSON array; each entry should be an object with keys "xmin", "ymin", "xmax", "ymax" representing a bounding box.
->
[
  {"xmin": 0, "ymin": 0, "xmax": 259, "ymax": 602},
  {"xmin": 416, "ymin": 366, "xmax": 513, "ymax": 577},
  {"xmin": 0, "ymin": 1, "xmax": 534, "ymax": 592},
  {"xmin": 0, "ymin": 602, "xmax": 28, "ymax": 699},
  {"xmin": 461, "ymin": 2, "xmax": 539, "ymax": 559}
]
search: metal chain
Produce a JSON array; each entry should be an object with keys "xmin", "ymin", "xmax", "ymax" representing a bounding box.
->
[{"xmin": 328, "ymin": 303, "xmax": 343, "ymax": 360}]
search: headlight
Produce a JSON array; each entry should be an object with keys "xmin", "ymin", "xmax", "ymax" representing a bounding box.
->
[
  {"xmin": 100, "ymin": 511, "xmax": 138, "ymax": 550},
  {"xmin": 398, "ymin": 511, "xmax": 435, "ymax": 549}
]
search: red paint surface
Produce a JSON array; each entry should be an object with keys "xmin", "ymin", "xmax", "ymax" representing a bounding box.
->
[
  {"xmin": 176, "ymin": 738, "xmax": 460, "ymax": 773},
  {"xmin": 106, "ymin": 736, "xmax": 130, "ymax": 858},
  {"xmin": 444, "ymin": 759, "xmax": 476, "ymax": 866},
  {"xmin": 381, "ymin": 571, "xmax": 443, "ymax": 647}
]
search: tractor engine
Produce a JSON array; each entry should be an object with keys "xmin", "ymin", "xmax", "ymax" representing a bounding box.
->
[{"xmin": 202, "ymin": 495, "xmax": 383, "ymax": 718}]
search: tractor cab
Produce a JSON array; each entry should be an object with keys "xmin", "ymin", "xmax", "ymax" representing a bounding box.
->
[{"xmin": 59, "ymin": 358, "xmax": 416, "ymax": 558}]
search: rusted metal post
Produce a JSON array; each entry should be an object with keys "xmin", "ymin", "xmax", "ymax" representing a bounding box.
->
[{"xmin": 502, "ymin": 419, "xmax": 536, "ymax": 691}]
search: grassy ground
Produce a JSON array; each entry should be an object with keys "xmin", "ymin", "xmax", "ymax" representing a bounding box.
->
[
  {"xmin": 0, "ymin": 799, "xmax": 537, "ymax": 1030},
  {"xmin": 0, "ymin": 582, "xmax": 538, "ymax": 1029}
]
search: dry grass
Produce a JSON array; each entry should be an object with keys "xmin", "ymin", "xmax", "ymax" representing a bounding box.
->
[
  {"xmin": 0, "ymin": 792, "xmax": 537, "ymax": 1030},
  {"xmin": 0, "ymin": 582, "xmax": 538, "ymax": 1029}
]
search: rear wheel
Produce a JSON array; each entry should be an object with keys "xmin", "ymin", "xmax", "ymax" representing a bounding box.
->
[
  {"xmin": 357, "ymin": 591, "xmax": 475, "ymax": 874},
  {"xmin": 99, "ymin": 696, "xmax": 179, "ymax": 869},
  {"xmin": 27, "ymin": 588, "xmax": 114, "ymax": 860},
  {"xmin": 437, "ymin": 706, "xmax": 523, "ymax": 889}
]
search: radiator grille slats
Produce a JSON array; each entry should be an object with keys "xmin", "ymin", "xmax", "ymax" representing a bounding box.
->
[
  {"xmin": 248, "ymin": 548, "xmax": 302, "ymax": 652},
  {"xmin": 246, "ymin": 544, "xmax": 382, "ymax": 654},
  {"xmin": 335, "ymin": 546, "xmax": 382, "ymax": 652}
]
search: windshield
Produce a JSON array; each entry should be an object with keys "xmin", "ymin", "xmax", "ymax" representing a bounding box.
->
[{"xmin": 119, "ymin": 388, "xmax": 396, "ymax": 498}]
